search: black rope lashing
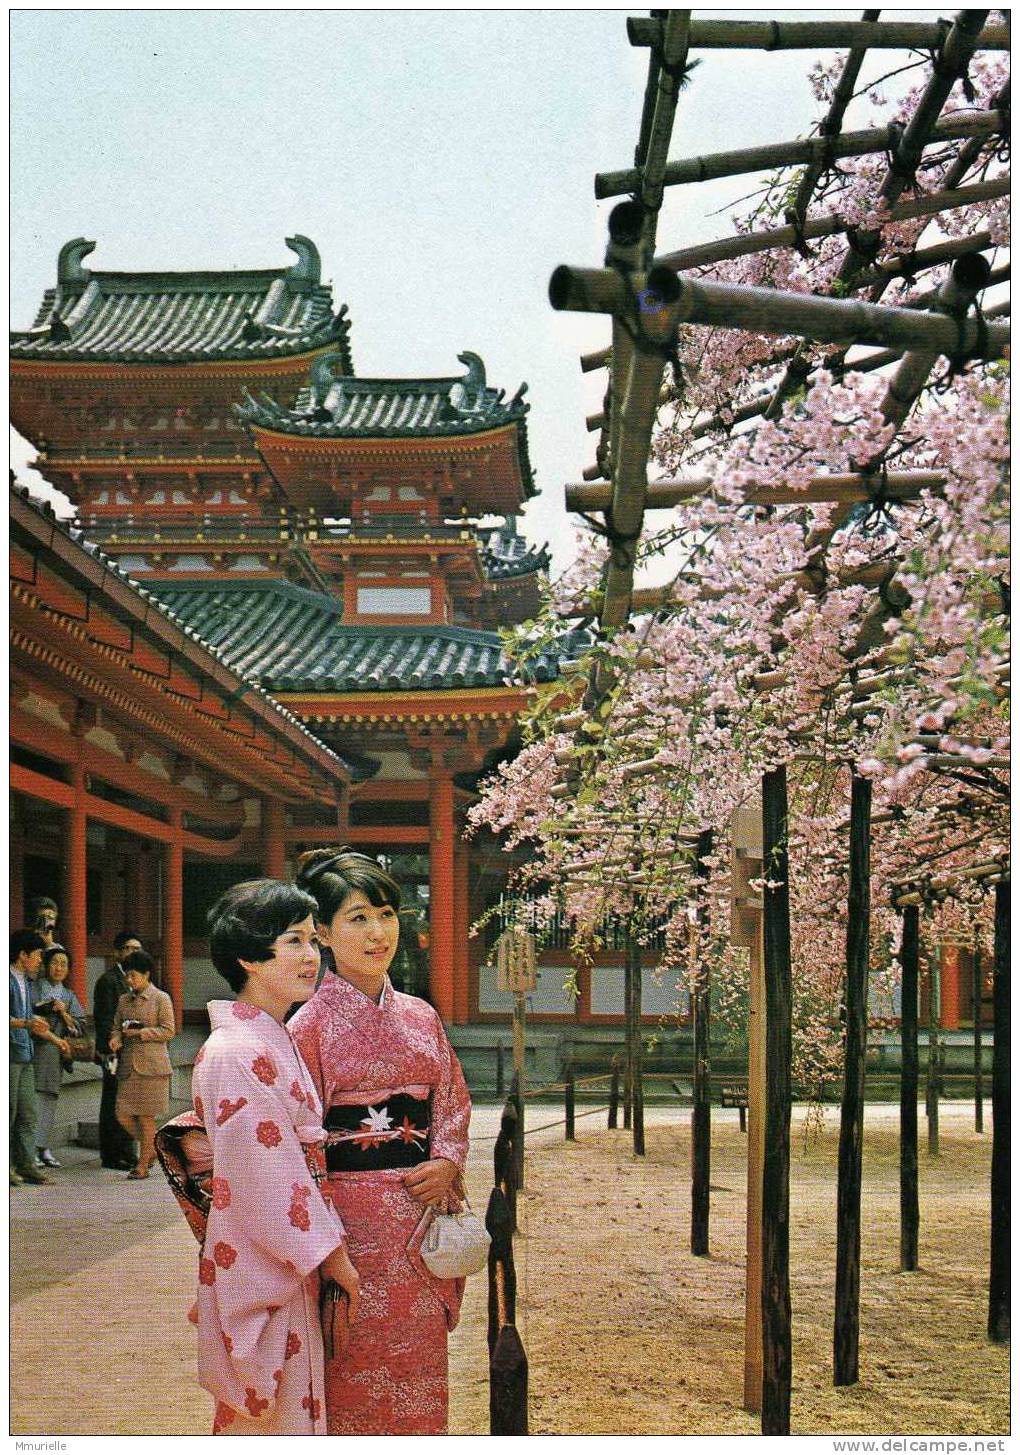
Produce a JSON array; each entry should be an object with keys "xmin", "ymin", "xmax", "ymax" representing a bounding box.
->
[{"xmin": 933, "ymin": 299, "xmax": 990, "ymax": 391}]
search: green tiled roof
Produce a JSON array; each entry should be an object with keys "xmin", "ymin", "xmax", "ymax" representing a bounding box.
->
[
  {"xmin": 238, "ymin": 350, "xmax": 530, "ymax": 437},
  {"xmin": 147, "ymin": 578, "xmax": 578, "ymax": 693},
  {"xmin": 10, "ymin": 236, "xmax": 352, "ymax": 367},
  {"xmin": 478, "ymin": 522, "xmax": 550, "ymax": 580}
]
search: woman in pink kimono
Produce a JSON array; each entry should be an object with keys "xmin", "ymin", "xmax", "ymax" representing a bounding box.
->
[
  {"xmin": 155, "ymin": 880, "xmax": 360, "ymax": 1436},
  {"xmin": 289, "ymin": 848, "xmax": 472, "ymax": 1436}
]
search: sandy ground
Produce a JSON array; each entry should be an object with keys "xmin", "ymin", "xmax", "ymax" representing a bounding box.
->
[{"xmin": 9, "ymin": 1101, "xmax": 1008, "ymax": 1437}]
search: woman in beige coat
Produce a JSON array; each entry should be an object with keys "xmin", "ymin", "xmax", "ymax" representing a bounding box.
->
[{"xmin": 109, "ymin": 949, "xmax": 175, "ymax": 1179}]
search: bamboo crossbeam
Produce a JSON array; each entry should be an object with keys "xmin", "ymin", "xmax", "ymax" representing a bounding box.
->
[
  {"xmin": 552, "ymin": 260, "xmax": 1009, "ymax": 360},
  {"xmin": 566, "ymin": 470, "xmax": 948, "ymax": 515},
  {"xmin": 596, "ymin": 110, "xmax": 1004, "ymax": 199},
  {"xmin": 627, "ymin": 16, "xmax": 1011, "ymax": 53},
  {"xmin": 653, "ymin": 178, "xmax": 1009, "ymax": 273}
]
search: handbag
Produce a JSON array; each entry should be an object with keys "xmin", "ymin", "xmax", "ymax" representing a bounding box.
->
[
  {"xmin": 61, "ymin": 1033, "xmax": 96, "ymax": 1071},
  {"xmin": 419, "ymin": 1201, "xmax": 491, "ymax": 1279}
]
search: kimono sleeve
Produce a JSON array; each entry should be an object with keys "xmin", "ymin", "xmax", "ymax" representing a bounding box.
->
[
  {"xmin": 428, "ymin": 1013, "xmax": 471, "ymax": 1169},
  {"xmin": 197, "ymin": 1039, "xmax": 345, "ymax": 1281},
  {"xmin": 287, "ymin": 1001, "xmax": 331, "ymax": 1113}
]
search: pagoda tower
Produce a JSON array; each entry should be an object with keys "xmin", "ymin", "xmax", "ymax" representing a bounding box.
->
[{"xmin": 11, "ymin": 238, "xmax": 556, "ymax": 1030}]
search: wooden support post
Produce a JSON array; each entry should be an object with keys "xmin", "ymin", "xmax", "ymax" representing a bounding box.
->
[
  {"xmin": 428, "ymin": 772, "xmax": 456, "ymax": 1023},
  {"xmin": 834, "ymin": 772, "xmax": 872, "ymax": 1387},
  {"xmin": 691, "ymin": 829, "xmax": 713, "ymax": 1257},
  {"xmin": 622, "ymin": 955, "xmax": 633, "ymax": 1130},
  {"xmin": 744, "ymin": 915, "xmax": 765, "ymax": 1412},
  {"xmin": 565, "ymin": 1060, "xmax": 575, "ymax": 1141},
  {"xmin": 490, "ymin": 1324, "xmax": 528, "ymax": 1436},
  {"xmin": 511, "ymin": 1001, "xmax": 526, "ymax": 1188},
  {"xmin": 927, "ymin": 954, "xmax": 942, "ymax": 1158},
  {"xmin": 261, "ymin": 798, "xmax": 287, "ymax": 879},
  {"xmin": 973, "ymin": 937, "xmax": 984, "ymax": 1135},
  {"xmin": 761, "ymin": 766, "xmax": 792, "ymax": 1436},
  {"xmin": 608, "ymin": 1060, "xmax": 620, "ymax": 1130},
  {"xmin": 495, "ymin": 1041, "xmax": 505, "ymax": 1098},
  {"xmin": 485, "ymin": 1186, "xmax": 516, "ymax": 1357},
  {"xmin": 164, "ymin": 808, "xmax": 184, "ymax": 1029},
  {"xmin": 63, "ymin": 764, "xmax": 89, "ymax": 1006},
  {"xmin": 626, "ymin": 934, "xmax": 645, "ymax": 1156},
  {"xmin": 495, "ymin": 1106, "xmax": 518, "ymax": 1234},
  {"xmin": 899, "ymin": 905, "xmax": 920, "ymax": 1273},
  {"xmin": 988, "ymin": 881, "xmax": 1010, "ymax": 1343}
]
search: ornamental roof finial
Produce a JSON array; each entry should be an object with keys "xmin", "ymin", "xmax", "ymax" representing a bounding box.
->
[
  {"xmin": 57, "ymin": 237, "xmax": 96, "ymax": 287},
  {"xmin": 285, "ymin": 235, "xmax": 321, "ymax": 288}
]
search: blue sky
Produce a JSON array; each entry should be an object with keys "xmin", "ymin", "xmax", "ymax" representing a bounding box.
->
[{"xmin": 11, "ymin": 10, "xmax": 849, "ymax": 576}]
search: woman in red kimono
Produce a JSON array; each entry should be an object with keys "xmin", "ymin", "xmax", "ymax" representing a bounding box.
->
[
  {"xmin": 156, "ymin": 880, "xmax": 360, "ymax": 1435},
  {"xmin": 288, "ymin": 848, "xmax": 472, "ymax": 1436}
]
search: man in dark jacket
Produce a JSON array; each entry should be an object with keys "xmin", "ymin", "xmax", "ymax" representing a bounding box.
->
[
  {"xmin": 93, "ymin": 931, "xmax": 141, "ymax": 1169},
  {"xmin": 10, "ymin": 928, "xmax": 51, "ymax": 1184}
]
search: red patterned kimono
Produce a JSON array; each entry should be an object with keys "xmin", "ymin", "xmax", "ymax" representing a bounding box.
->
[
  {"xmin": 159, "ymin": 1001, "xmax": 347, "ymax": 1435},
  {"xmin": 289, "ymin": 974, "xmax": 471, "ymax": 1435}
]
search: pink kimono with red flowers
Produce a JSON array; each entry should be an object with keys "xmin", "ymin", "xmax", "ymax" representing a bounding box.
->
[
  {"xmin": 289, "ymin": 975, "xmax": 471, "ymax": 1435},
  {"xmin": 188, "ymin": 1001, "xmax": 347, "ymax": 1435}
]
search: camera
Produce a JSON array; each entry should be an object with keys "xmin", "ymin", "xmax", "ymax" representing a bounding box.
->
[{"xmin": 122, "ymin": 1019, "xmax": 144, "ymax": 1031}]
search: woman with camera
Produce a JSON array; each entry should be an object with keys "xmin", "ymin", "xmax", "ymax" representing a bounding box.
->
[
  {"xmin": 288, "ymin": 848, "xmax": 472, "ymax": 1437},
  {"xmin": 31, "ymin": 943, "xmax": 85, "ymax": 1168},
  {"xmin": 109, "ymin": 949, "xmax": 175, "ymax": 1179}
]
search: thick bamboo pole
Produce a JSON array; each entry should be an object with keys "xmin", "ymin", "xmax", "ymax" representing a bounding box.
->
[
  {"xmin": 833, "ymin": 772, "xmax": 872, "ymax": 1387},
  {"xmin": 567, "ymin": 470, "xmax": 948, "ymax": 515},
  {"xmin": 654, "ymin": 178, "xmax": 1009, "ymax": 273},
  {"xmin": 691, "ymin": 829, "xmax": 712, "ymax": 1257},
  {"xmin": 628, "ymin": 16, "xmax": 1010, "ymax": 52},
  {"xmin": 551, "ymin": 261, "xmax": 1009, "ymax": 359},
  {"xmin": 988, "ymin": 880, "xmax": 1009, "ymax": 1342},
  {"xmin": 596, "ymin": 110, "xmax": 1003, "ymax": 198},
  {"xmin": 899, "ymin": 905, "xmax": 920, "ymax": 1272},
  {"xmin": 761, "ymin": 766, "xmax": 792, "ymax": 1435}
]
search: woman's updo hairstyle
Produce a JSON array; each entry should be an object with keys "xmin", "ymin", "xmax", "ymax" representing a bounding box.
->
[
  {"xmin": 121, "ymin": 948, "xmax": 156, "ymax": 979},
  {"xmin": 207, "ymin": 879, "xmax": 319, "ymax": 994},
  {"xmin": 41, "ymin": 942, "xmax": 70, "ymax": 974},
  {"xmin": 296, "ymin": 848, "xmax": 401, "ymax": 925}
]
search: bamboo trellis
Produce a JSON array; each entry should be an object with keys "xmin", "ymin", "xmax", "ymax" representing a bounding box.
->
[{"xmin": 539, "ymin": 8, "xmax": 1009, "ymax": 1438}]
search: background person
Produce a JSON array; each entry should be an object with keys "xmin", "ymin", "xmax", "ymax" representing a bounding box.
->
[
  {"xmin": 290, "ymin": 848, "xmax": 471, "ymax": 1436},
  {"xmin": 32, "ymin": 943, "xmax": 84, "ymax": 1168},
  {"xmin": 9, "ymin": 929, "xmax": 53, "ymax": 1185},
  {"xmin": 25, "ymin": 896, "xmax": 59, "ymax": 948},
  {"xmin": 109, "ymin": 949, "xmax": 175, "ymax": 1179},
  {"xmin": 94, "ymin": 931, "xmax": 141, "ymax": 1170}
]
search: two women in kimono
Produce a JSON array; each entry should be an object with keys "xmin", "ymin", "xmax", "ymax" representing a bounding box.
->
[{"xmin": 160, "ymin": 855, "xmax": 471, "ymax": 1437}]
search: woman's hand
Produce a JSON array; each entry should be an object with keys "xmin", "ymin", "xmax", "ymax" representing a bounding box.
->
[
  {"xmin": 320, "ymin": 1244, "xmax": 360, "ymax": 1356},
  {"xmin": 402, "ymin": 1157, "xmax": 461, "ymax": 1208},
  {"xmin": 108, "ymin": 1033, "xmax": 122, "ymax": 1053},
  {"xmin": 52, "ymin": 1036, "xmax": 71, "ymax": 1057}
]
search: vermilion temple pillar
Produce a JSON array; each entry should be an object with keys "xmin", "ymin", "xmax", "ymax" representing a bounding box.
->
[
  {"xmin": 262, "ymin": 798, "xmax": 288, "ymax": 879},
  {"xmin": 164, "ymin": 808, "xmax": 184, "ymax": 1027},
  {"xmin": 453, "ymin": 837, "xmax": 470, "ymax": 1025},
  {"xmin": 940, "ymin": 943, "xmax": 961, "ymax": 1030},
  {"xmin": 63, "ymin": 764, "xmax": 89, "ymax": 1004},
  {"xmin": 428, "ymin": 773, "xmax": 456, "ymax": 1024},
  {"xmin": 10, "ymin": 814, "xmax": 25, "ymax": 931}
]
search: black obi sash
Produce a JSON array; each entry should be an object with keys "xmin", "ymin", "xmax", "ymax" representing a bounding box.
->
[{"xmin": 324, "ymin": 1093, "xmax": 431, "ymax": 1172}]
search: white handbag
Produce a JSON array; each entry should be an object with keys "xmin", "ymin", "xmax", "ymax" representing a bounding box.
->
[{"xmin": 420, "ymin": 1202, "xmax": 491, "ymax": 1279}]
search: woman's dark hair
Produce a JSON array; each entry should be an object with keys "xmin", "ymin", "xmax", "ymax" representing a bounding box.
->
[
  {"xmin": 207, "ymin": 879, "xmax": 319, "ymax": 994},
  {"xmin": 122, "ymin": 949, "xmax": 155, "ymax": 979},
  {"xmin": 41, "ymin": 943, "xmax": 70, "ymax": 973},
  {"xmin": 295, "ymin": 848, "xmax": 401, "ymax": 924}
]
